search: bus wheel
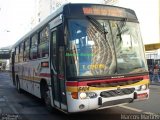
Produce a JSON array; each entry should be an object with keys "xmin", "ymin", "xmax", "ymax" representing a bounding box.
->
[
  {"xmin": 42, "ymin": 84, "xmax": 53, "ymax": 112},
  {"xmin": 16, "ymin": 76, "xmax": 22, "ymax": 93}
]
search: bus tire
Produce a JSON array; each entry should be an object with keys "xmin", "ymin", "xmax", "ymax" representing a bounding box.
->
[
  {"xmin": 16, "ymin": 76, "xmax": 22, "ymax": 93},
  {"xmin": 41, "ymin": 82, "xmax": 53, "ymax": 112}
]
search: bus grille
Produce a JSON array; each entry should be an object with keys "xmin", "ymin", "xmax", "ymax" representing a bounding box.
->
[
  {"xmin": 87, "ymin": 80, "xmax": 141, "ymax": 87},
  {"xmin": 100, "ymin": 88, "xmax": 135, "ymax": 98}
]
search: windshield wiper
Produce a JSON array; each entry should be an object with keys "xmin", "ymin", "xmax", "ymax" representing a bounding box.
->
[
  {"xmin": 86, "ymin": 16, "xmax": 108, "ymax": 35},
  {"xmin": 116, "ymin": 18, "xmax": 128, "ymax": 36}
]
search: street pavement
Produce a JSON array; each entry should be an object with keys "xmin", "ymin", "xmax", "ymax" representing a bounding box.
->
[
  {"xmin": 0, "ymin": 72, "xmax": 160, "ymax": 120},
  {"xmin": 126, "ymin": 84, "xmax": 160, "ymax": 114}
]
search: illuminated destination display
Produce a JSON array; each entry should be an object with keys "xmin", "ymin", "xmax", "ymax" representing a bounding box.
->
[{"xmin": 83, "ymin": 7, "xmax": 125, "ymax": 17}]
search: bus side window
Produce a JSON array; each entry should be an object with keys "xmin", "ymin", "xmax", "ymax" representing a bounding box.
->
[
  {"xmin": 15, "ymin": 47, "xmax": 19, "ymax": 63},
  {"xmin": 30, "ymin": 34, "xmax": 38, "ymax": 60},
  {"xmin": 19, "ymin": 42, "xmax": 24, "ymax": 62},
  {"xmin": 51, "ymin": 31, "xmax": 57, "ymax": 71},
  {"xmin": 24, "ymin": 39, "xmax": 30, "ymax": 61},
  {"xmin": 38, "ymin": 26, "xmax": 49, "ymax": 58},
  {"xmin": 59, "ymin": 47, "xmax": 64, "ymax": 75}
]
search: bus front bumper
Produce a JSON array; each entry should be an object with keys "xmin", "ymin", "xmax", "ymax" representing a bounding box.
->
[{"xmin": 67, "ymin": 89, "xmax": 149, "ymax": 113}]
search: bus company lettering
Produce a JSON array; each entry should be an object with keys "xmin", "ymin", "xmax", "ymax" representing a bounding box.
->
[
  {"xmin": 65, "ymin": 53, "xmax": 94, "ymax": 56},
  {"xmin": 78, "ymin": 86, "xmax": 90, "ymax": 92},
  {"xmin": 82, "ymin": 64, "xmax": 105, "ymax": 70}
]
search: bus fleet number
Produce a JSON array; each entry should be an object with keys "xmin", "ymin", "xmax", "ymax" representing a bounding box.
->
[{"xmin": 78, "ymin": 86, "xmax": 90, "ymax": 92}]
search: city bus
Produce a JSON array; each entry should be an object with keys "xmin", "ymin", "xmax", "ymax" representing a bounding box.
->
[{"xmin": 10, "ymin": 3, "xmax": 149, "ymax": 113}]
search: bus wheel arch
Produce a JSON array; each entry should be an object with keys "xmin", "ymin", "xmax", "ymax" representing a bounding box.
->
[
  {"xmin": 40, "ymin": 79, "xmax": 52, "ymax": 111},
  {"xmin": 15, "ymin": 75, "xmax": 22, "ymax": 93}
]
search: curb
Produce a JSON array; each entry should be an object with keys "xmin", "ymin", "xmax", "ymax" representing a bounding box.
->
[{"xmin": 150, "ymin": 82, "xmax": 160, "ymax": 86}]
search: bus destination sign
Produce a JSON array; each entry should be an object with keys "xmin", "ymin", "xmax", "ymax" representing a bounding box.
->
[{"xmin": 83, "ymin": 7, "xmax": 125, "ymax": 17}]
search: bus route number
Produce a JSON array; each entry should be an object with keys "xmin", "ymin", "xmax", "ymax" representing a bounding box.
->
[{"xmin": 78, "ymin": 86, "xmax": 90, "ymax": 92}]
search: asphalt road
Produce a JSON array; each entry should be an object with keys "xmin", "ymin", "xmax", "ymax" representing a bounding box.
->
[{"xmin": 0, "ymin": 72, "xmax": 160, "ymax": 120}]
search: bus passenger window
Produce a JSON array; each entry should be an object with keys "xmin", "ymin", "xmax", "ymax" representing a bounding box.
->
[
  {"xmin": 38, "ymin": 42, "xmax": 49, "ymax": 58},
  {"xmin": 15, "ymin": 47, "xmax": 19, "ymax": 63},
  {"xmin": 40, "ymin": 27, "xmax": 49, "ymax": 43},
  {"xmin": 38, "ymin": 26, "xmax": 49, "ymax": 58},
  {"xmin": 30, "ymin": 34, "xmax": 38, "ymax": 59},
  {"xmin": 19, "ymin": 42, "xmax": 24, "ymax": 62},
  {"xmin": 24, "ymin": 39, "xmax": 30, "ymax": 61}
]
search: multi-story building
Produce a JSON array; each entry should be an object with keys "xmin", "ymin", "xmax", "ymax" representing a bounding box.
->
[{"xmin": 31, "ymin": 0, "xmax": 68, "ymax": 27}]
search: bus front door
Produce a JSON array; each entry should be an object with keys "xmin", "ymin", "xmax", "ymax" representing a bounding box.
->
[
  {"xmin": 11, "ymin": 52, "xmax": 16, "ymax": 85},
  {"xmin": 50, "ymin": 29, "xmax": 67, "ymax": 111}
]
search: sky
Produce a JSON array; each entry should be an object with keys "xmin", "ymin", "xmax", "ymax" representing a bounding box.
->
[
  {"xmin": 0, "ymin": 0, "xmax": 35, "ymax": 48},
  {"xmin": 116, "ymin": 0, "xmax": 159, "ymax": 45},
  {"xmin": 0, "ymin": 0, "xmax": 159, "ymax": 48},
  {"xmin": 0, "ymin": 0, "xmax": 100, "ymax": 48}
]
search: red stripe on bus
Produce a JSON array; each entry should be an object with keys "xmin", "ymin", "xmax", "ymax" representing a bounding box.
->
[
  {"xmin": 78, "ymin": 75, "xmax": 148, "ymax": 86},
  {"xmin": 58, "ymin": 74, "xmax": 64, "ymax": 79},
  {"xmin": 143, "ymin": 75, "xmax": 149, "ymax": 79},
  {"xmin": 39, "ymin": 73, "xmax": 64, "ymax": 79},
  {"xmin": 66, "ymin": 75, "xmax": 148, "ymax": 86},
  {"xmin": 66, "ymin": 82, "xmax": 78, "ymax": 86},
  {"xmin": 39, "ymin": 73, "xmax": 51, "ymax": 77}
]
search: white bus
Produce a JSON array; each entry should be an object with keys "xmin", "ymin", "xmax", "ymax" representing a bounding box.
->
[{"xmin": 11, "ymin": 3, "xmax": 149, "ymax": 113}]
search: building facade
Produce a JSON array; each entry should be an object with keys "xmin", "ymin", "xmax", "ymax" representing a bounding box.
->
[{"xmin": 31, "ymin": 0, "xmax": 68, "ymax": 27}]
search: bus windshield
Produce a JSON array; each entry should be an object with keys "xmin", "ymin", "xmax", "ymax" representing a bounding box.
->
[{"xmin": 66, "ymin": 18, "xmax": 148, "ymax": 77}]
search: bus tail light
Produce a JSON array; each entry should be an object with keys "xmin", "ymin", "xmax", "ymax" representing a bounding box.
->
[{"xmin": 71, "ymin": 92, "xmax": 78, "ymax": 99}]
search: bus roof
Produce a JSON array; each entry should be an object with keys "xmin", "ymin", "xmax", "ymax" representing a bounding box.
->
[{"xmin": 12, "ymin": 3, "xmax": 137, "ymax": 50}]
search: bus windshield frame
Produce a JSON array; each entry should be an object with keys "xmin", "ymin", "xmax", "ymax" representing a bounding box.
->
[{"xmin": 66, "ymin": 16, "xmax": 148, "ymax": 79}]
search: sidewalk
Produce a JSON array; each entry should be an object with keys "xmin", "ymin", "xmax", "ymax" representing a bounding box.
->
[
  {"xmin": 149, "ymin": 74, "xmax": 160, "ymax": 86},
  {"xmin": 150, "ymin": 81, "xmax": 160, "ymax": 86}
]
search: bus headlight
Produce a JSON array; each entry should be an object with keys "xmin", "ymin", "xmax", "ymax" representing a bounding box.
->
[
  {"xmin": 141, "ymin": 85, "xmax": 147, "ymax": 90},
  {"xmin": 87, "ymin": 92, "xmax": 97, "ymax": 98},
  {"xmin": 135, "ymin": 86, "xmax": 141, "ymax": 91},
  {"xmin": 79, "ymin": 92, "xmax": 87, "ymax": 99},
  {"xmin": 79, "ymin": 92, "xmax": 97, "ymax": 99}
]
